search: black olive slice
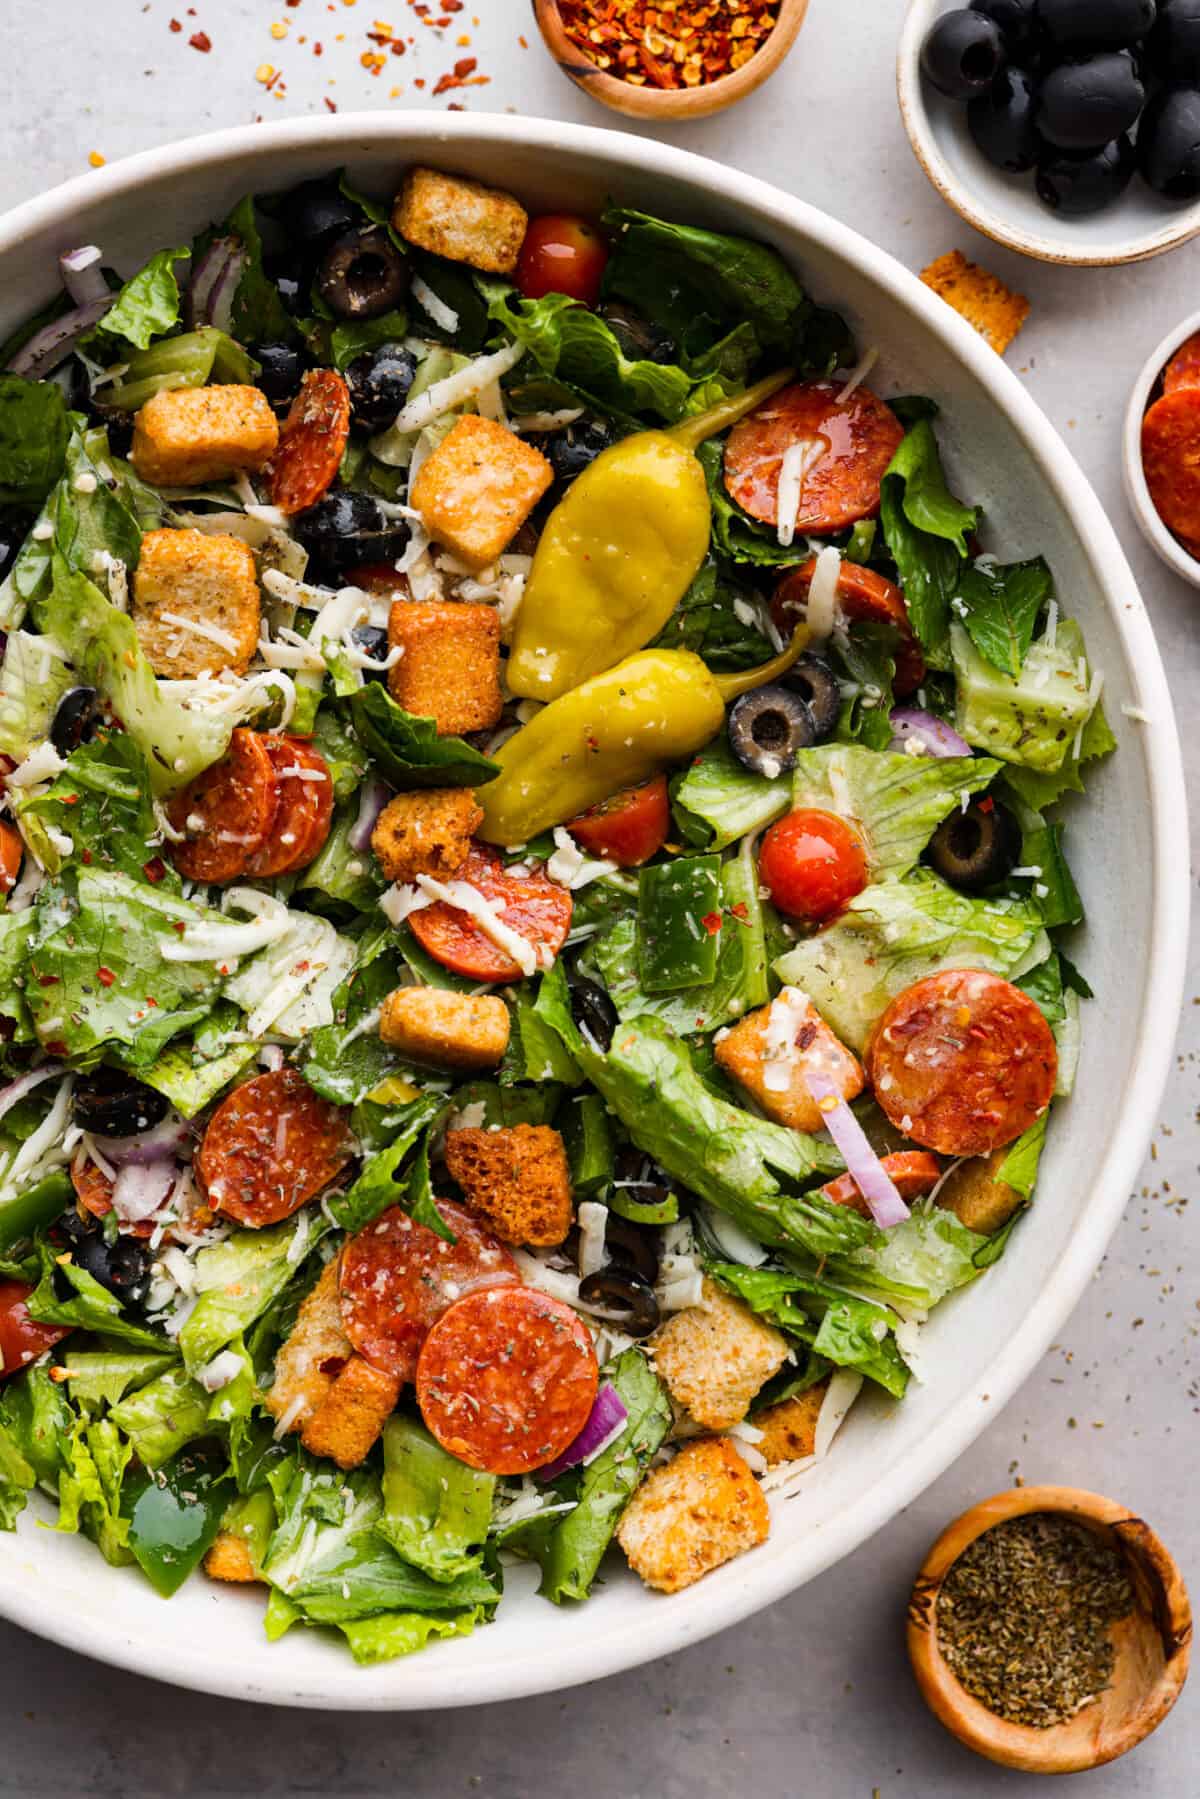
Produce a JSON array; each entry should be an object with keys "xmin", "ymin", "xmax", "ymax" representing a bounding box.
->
[
  {"xmin": 578, "ymin": 1266, "xmax": 661, "ymax": 1337},
  {"xmin": 317, "ymin": 227, "xmax": 410, "ymax": 321},
  {"xmin": 569, "ymin": 976, "xmax": 618, "ymax": 1052},
  {"xmin": 728, "ymin": 683, "xmax": 816, "ymax": 777},
  {"xmin": 601, "ymin": 1214, "xmax": 660, "ymax": 1285},
  {"xmin": 926, "ymin": 799, "xmax": 1021, "ymax": 892},
  {"xmin": 72, "ymin": 1069, "xmax": 170, "ymax": 1137},
  {"xmin": 55, "ymin": 1209, "xmax": 151, "ymax": 1306},
  {"xmin": 50, "ymin": 687, "xmax": 101, "ymax": 758},
  {"xmin": 785, "ymin": 653, "xmax": 841, "ymax": 742}
]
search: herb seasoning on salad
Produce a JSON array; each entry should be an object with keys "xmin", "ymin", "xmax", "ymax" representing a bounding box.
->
[{"xmin": 0, "ymin": 157, "xmax": 1114, "ymax": 1665}]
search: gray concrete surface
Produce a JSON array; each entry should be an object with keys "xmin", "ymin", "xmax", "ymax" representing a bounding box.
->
[{"xmin": 0, "ymin": 1, "xmax": 1196, "ymax": 1793}]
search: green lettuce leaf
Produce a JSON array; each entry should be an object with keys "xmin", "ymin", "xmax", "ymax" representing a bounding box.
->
[
  {"xmin": 56, "ymin": 1415, "xmax": 132, "ymax": 1564},
  {"xmin": 107, "ymin": 1365, "xmax": 213, "ymax": 1470},
  {"xmin": 329, "ymin": 1096, "xmax": 451, "ymax": 1238},
  {"xmin": 25, "ymin": 1241, "xmax": 166, "ymax": 1351},
  {"xmin": 348, "ymin": 682, "xmax": 497, "ymax": 790},
  {"xmin": 829, "ymin": 1208, "xmax": 986, "ymax": 1310},
  {"xmin": 91, "ymin": 247, "xmax": 189, "ymax": 352},
  {"xmin": 954, "ymin": 556, "xmax": 1052, "ymax": 679},
  {"xmin": 0, "ymin": 374, "xmax": 68, "ymax": 505},
  {"xmin": 601, "ymin": 207, "xmax": 805, "ymax": 353},
  {"xmin": 710, "ymin": 1263, "xmax": 909, "ymax": 1398},
  {"xmin": 178, "ymin": 1211, "xmax": 329, "ymax": 1375},
  {"xmin": 131, "ymin": 1004, "xmax": 259, "ymax": 1117},
  {"xmin": 650, "ymin": 557, "xmax": 775, "ymax": 669},
  {"xmin": 698, "ymin": 439, "xmax": 807, "ymax": 568},
  {"xmin": 336, "ymin": 1608, "xmax": 484, "ymax": 1665},
  {"xmin": 57, "ymin": 1348, "xmax": 179, "ymax": 1412},
  {"xmin": 879, "ymin": 419, "xmax": 977, "ymax": 667},
  {"xmin": 671, "ymin": 736, "xmax": 791, "ymax": 850},
  {"xmin": 222, "ymin": 195, "xmax": 295, "ymax": 344},
  {"xmin": 951, "ymin": 620, "xmax": 1098, "ymax": 774},
  {"xmin": 19, "ymin": 729, "xmax": 171, "ymax": 888},
  {"xmin": 303, "ymin": 923, "xmax": 411, "ymax": 1106},
  {"xmin": 485, "ymin": 285, "xmax": 694, "ymax": 421},
  {"xmin": 376, "ymin": 1416, "xmax": 494, "ymax": 1585},
  {"xmin": 790, "ymin": 743, "xmax": 1000, "ymax": 879},
  {"xmin": 8, "ymin": 421, "xmax": 144, "ymax": 616},
  {"xmin": 996, "ymin": 1111, "xmax": 1047, "ymax": 1200},
  {"xmin": 0, "ymin": 631, "xmax": 76, "ymax": 759}
]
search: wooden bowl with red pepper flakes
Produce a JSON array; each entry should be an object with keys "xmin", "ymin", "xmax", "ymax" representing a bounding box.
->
[{"xmin": 532, "ymin": 0, "xmax": 810, "ymax": 121}]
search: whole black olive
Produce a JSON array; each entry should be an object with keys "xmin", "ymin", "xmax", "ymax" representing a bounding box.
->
[
  {"xmin": 601, "ymin": 1214, "xmax": 660, "ymax": 1285},
  {"xmin": 920, "ymin": 9, "xmax": 1007, "ymax": 98},
  {"xmin": 50, "ymin": 687, "xmax": 101, "ymax": 758},
  {"xmin": 1038, "ymin": 0, "xmax": 1156, "ymax": 51},
  {"xmin": 0, "ymin": 508, "xmax": 31, "ymax": 584},
  {"xmin": 1146, "ymin": 0, "xmax": 1200, "ymax": 78},
  {"xmin": 1036, "ymin": 51, "xmax": 1144, "ymax": 149},
  {"xmin": 55, "ymin": 1209, "xmax": 152, "ymax": 1307},
  {"xmin": 291, "ymin": 490, "xmax": 410, "ymax": 581},
  {"xmin": 264, "ymin": 249, "xmax": 315, "ymax": 319},
  {"xmin": 785, "ymin": 652, "xmax": 841, "ymax": 742},
  {"xmin": 569, "ymin": 976, "xmax": 618, "ymax": 1052},
  {"xmin": 1036, "ymin": 133, "xmax": 1137, "ymax": 210},
  {"xmin": 969, "ymin": 64, "xmax": 1045, "ymax": 170},
  {"xmin": 73, "ymin": 1068, "xmax": 169, "ymax": 1137},
  {"xmin": 728, "ymin": 683, "xmax": 816, "ymax": 778},
  {"xmin": 1138, "ymin": 85, "xmax": 1200, "ymax": 194},
  {"xmin": 969, "ymin": 0, "xmax": 1041, "ymax": 56},
  {"xmin": 317, "ymin": 228, "xmax": 409, "ymax": 322},
  {"xmin": 597, "ymin": 301, "xmax": 678, "ymax": 365},
  {"xmin": 527, "ymin": 416, "xmax": 618, "ymax": 488},
  {"xmin": 253, "ymin": 341, "xmax": 307, "ymax": 409},
  {"xmin": 345, "ymin": 343, "xmax": 417, "ymax": 430},
  {"xmin": 281, "ymin": 178, "xmax": 359, "ymax": 249},
  {"xmin": 926, "ymin": 798, "xmax": 1021, "ymax": 891},
  {"xmin": 350, "ymin": 622, "xmax": 391, "ymax": 678},
  {"xmin": 578, "ymin": 1267, "xmax": 660, "ymax": 1338}
]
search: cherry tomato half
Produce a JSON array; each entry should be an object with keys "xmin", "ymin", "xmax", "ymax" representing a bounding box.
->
[
  {"xmin": 759, "ymin": 808, "xmax": 868, "ymax": 925},
  {"xmin": 0, "ymin": 1279, "xmax": 69, "ymax": 1380},
  {"xmin": 517, "ymin": 215, "xmax": 608, "ymax": 309},
  {"xmin": 568, "ymin": 776, "xmax": 670, "ymax": 868},
  {"xmin": 0, "ymin": 820, "xmax": 22, "ymax": 894}
]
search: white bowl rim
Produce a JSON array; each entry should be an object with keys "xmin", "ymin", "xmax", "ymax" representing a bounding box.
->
[
  {"xmin": 0, "ymin": 110, "xmax": 1188, "ymax": 1711},
  {"xmin": 896, "ymin": 0, "xmax": 1200, "ymax": 268},
  {"xmin": 1122, "ymin": 309, "xmax": 1200, "ymax": 590}
]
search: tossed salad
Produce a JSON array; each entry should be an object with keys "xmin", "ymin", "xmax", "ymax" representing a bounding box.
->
[{"xmin": 0, "ymin": 166, "xmax": 1113, "ymax": 1662}]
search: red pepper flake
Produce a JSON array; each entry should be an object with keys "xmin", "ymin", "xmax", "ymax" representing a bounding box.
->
[
  {"xmin": 145, "ymin": 997, "xmax": 158, "ymax": 1008},
  {"xmin": 61, "ymin": 794, "xmax": 79, "ymax": 807},
  {"xmin": 701, "ymin": 911, "xmax": 723, "ymax": 935},
  {"xmin": 324, "ymin": 95, "xmax": 338, "ymax": 108},
  {"xmin": 169, "ymin": 17, "xmax": 182, "ymax": 29},
  {"xmin": 81, "ymin": 848, "xmax": 93, "ymax": 865},
  {"xmin": 37, "ymin": 975, "xmax": 60, "ymax": 988},
  {"xmin": 314, "ymin": 39, "xmax": 324, "ymax": 52},
  {"xmin": 978, "ymin": 795, "xmax": 994, "ymax": 813},
  {"xmin": 189, "ymin": 29, "xmax": 212, "ymax": 50},
  {"xmin": 96, "ymin": 967, "xmax": 115, "ymax": 988},
  {"xmin": 142, "ymin": 857, "xmax": 167, "ymax": 884},
  {"xmin": 173, "ymin": 921, "xmax": 187, "ymax": 935},
  {"xmin": 730, "ymin": 901, "xmax": 750, "ymax": 922},
  {"xmin": 556, "ymin": 0, "xmax": 778, "ymax": 88}
]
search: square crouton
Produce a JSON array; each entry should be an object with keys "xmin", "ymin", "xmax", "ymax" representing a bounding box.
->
[
  {"xmin": 652, "ymin": 1278, "xmax": 789, "ymax": 1432},
  {"xmin": 411, "ymin": 415, "xmax": 553, "ymax": 572},
  {"xmin": 204, "ymin": 1529, "xmax": 260, "ymax": 1585},
  {"xmin": 919, "ymin": 250, "xmax": 1030, "ymax": 357},
  {"xmin": 755, "ymin": 1380, "xmax": 829, "ymax": 1467},
  {"xmin": 937, "ymin": 1148, "xmax": 1023, "ymax": 1235},
  {"xmin": 617, "ymin": 1438, "xmax": 769, "ymax": 1594},
  {"xmin": 388, "ymin": 599, "xmax": 502, "ymax": 736},
  {"xmin": 130, "ymin": 384, "xmax": 279, "ymax": 487},
  {"xmin": 393, "ymin": 166, "xmax": 528, "ymax": 275},
  {"xmin": 714, "ymin": 991, "xmax": 864, "ymax": 1134},
  {"xmin": 371, "ymin": 787, "xmax": 483, "ymax": 884},
  {"xmin": 379, "ymin": 986, "xmax": 511, "ymax": 1071},
  {"xmin": 444, "ymin": 1123, "xmax": 573, "ymax": 1247},
  {"xmin": 265, "ymin": 1257, "xmax": 352, "ymax": 1433},
  {"xmin": 300, "ymin": 1355, "xmax": 402, "ymax": 1470},
  {"xmin": 132, "ymin": 527, "xmax": 260, "ymax": 678}
]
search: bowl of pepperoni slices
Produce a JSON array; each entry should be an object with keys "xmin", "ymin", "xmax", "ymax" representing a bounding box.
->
[
  {"xmin": 0, "ymin": 115, "xmax": 1185, "ymax": 1712},
  {"xmin": 1124, "ymin": 308, "xmax": 1200, "ymax": 587}
]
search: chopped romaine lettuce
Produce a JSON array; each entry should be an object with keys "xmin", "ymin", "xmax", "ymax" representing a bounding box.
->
[
  {"xmin": 56, "ymin": 1415, "xmax": 132, "ymax": 1565},
  {"xmin": 951, "ymin": 621, "xmax": 1097, "ymax": 773},
  {"xmin": 671, "ymin": 736, "xmax": 791, "ymax": 850},
  {"xmin": 19, "ymin": 730, "xmax": 171, "ymax": 888},
  {"xmin": 178, "ymin": 1212, "xmax": 329, "ymax": 1376},
  {"xmin": 790, "ymin": 743, "xmax": 1000, "ymax": 879},
  {"xmin": 879, "ymin": 419, "xmax": 977, "ymax": 668},
  {"xmin": 348, "ymin": 683, "xmax": 498, "ymax": 790},
  {"xmin": 376, "ymin": 1416, "xmax": 495, "ymax": 1585},
  {"xmin": 87, "ymin": 246, "xmax": 189, "ymax": 352},
  {"xmin": 483, "ymin": 285, "xmax": 693, "ymax": 422},
  {"xmin": 709, "ymin": 1263, "xmax": 910, "ymax": 1398}
]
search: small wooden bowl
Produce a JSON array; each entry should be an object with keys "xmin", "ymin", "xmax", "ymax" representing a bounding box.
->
[
  {"xmin": 908, "ymin": 1486, "xmax": 1192, "ymax": 1775},
  {"xmin": 531, "ymin": 0, "xmax": 809, "ymax": 122}
]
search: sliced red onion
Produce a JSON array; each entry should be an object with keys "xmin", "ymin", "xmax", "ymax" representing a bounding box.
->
[
  {"xmin": 0, "ymin": 1062, "xmax": 64, "ymax": 1125},
  {"xmin": 536, "ymin": 1382, "xmax": 629, "ymax": 1483},
  {"xmin": 112, "ymin": 1159, "xmax": 177, "ymax": 1224},
  {"xmin": 805, "ymin": 1070, "xmax": 910, "ymax": 1229},
  {"xmin": 187, "ymin": 237, "xmax": 244, "ymax": 330},
  {"xmin": 7, "ymin": 297, "xmax": 114, "ymax": 378},
  {"xmin": 888, "ymin": 708, "xmax": 971, "ymax": 760},
  {"xmin": 349, "ymin": 777, "xmax": 391, "ymax": 852},
  {"xmin": 93, "ymin": 1114, "xmax": 190, "ymax": 1168},
  {"xmin": 59, "ymin": 246, "xmax": 109, "ymax": 309}
]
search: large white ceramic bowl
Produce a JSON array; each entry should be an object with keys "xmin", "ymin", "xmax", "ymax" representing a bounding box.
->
[{"xmin": 0, "ymin": 114, "xmax": 1187, "ymax": 1711}]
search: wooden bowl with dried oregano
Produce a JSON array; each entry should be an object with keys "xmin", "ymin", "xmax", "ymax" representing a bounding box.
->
[{"xmin": 908, "ymin": 1485, "xmax": 1192, "ymax": 1774}]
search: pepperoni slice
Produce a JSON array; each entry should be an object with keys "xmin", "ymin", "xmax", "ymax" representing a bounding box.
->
[
  {"xmin": 1164, "ymin": 331, "xmax": 1200, "ymax": 395},
  {"xmin": 346, "ymin": 561, "xmax": 411, "ymax": 599},
  {"xmin": 724, "ymin": 380, "xmax": 904, "ymax": 537},
  {"xmin": 416, "ymin": 1286, "xmax": 599, "ymax": 1475},
  {"xmin": 820, "ymin": 1149, "xmax": 942, "ymax": 1217},
  {"xmin": 195, "ymin": 1066, "xmax": 352, "ymax": 1227},
  {"xmin": 167, "ymin": 727, "xmax": 279, "ymax": 885},
  {"xmin": 1141, "ymin": 388, "xmax": 1200, "ymax": 543},
  {"xmin": 244, "ymin": 737, "xmax": 334, "ymax": 879},
  {"xmin": 407, "ymin": 843, "xmax": 573, "ymax": 982},
  {"xmin": 267, "ymin": 369, "xmax": 352, "ymax": 516},
  {"xmin": 338, "ymin": 1200, "xmax": 518, "ymax": 1383},
  {"xmin": 867, "ymin": 970, "xmax": 1057, "ymax": 1157},
  {"xmin": 771, "ymin": 557, "xmax": 926, "ymax": 697}
]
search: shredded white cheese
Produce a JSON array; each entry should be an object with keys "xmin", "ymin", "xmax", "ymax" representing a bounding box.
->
[
  {"xmin": 545, "ymin": 827, "xmax": 619, "ymax": 892},
  {"xmin": 411, "ymin": 273, "xmax": 460, "ymax": 335},
  {"xmin": 775, "ymin": 439, "xmax": 825, "ymax": 547},
  {"xmin": 762, "ymin": 985, "xmax": 812, "ymax": 1094},
  {"xmin": 160, "ymin": 611, "xmax": 239, "ymax": 655},
  {"xmin": 805, "ymin": 544, "xmax": 842, "ymax": 641},
  {"xmin": 576, "ymin": 1201, "xmax": 609, "ymax": 1279},
  {"xmin": 415, "ymin": 873, "xmax": 540, "ymax": 977},
  {"xmin": 836, "ymin": 346, "xmax": 879, "ymax": 403},
  {"xmin": 390, "ymin": 341, "xmax": 525, "ymax": 435}
]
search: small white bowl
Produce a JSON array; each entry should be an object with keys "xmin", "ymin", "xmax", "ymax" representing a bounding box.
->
[
  {"xmin": 1124, "ymin": 308, "xmax": 1200, "ymax": 590},
  {"xmin": 898, "ymin": 0, "xmax": 1200, "ymax": 267}
]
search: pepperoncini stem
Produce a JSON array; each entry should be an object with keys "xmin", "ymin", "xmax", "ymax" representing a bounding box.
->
[
  {"xmin": 710, "ymin": 625, "xmax": 812, "ymax": 702},
  {"xmin": 667, "ymin": 367, "xmax": 795, "ymax": 454}
]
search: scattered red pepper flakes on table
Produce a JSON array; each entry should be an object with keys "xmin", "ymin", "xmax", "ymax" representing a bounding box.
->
[
  {"xmin": 189, "ymin": 30, "xmax": 212, "ymax": 51},
  {"xmin": 557, "ymin": 0, "xmax": 779, "ymax": 89}
]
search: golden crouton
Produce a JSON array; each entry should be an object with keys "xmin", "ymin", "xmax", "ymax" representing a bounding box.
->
[
  {"xmin": 617, "ymin": 1438, "xmax": 769, "ymax": 1594},
  {"xmin": 714, "ymin": 994, "xmax": 864, "ymax": 1134},
  {"xmin": 444, "ymin": 1123, "xmax": 573, "ymax": 1247},
  {"xmin": 371, "ymin": 787, "xmax": 483, "ymax": 884},
  {"xmin": 264, "ymin": 1258, "xmax": 351, "ymax": 1432},
  {"xmin": 393, "ymin": 166, "xmax": 528, "ymax": 275},
  {"xmin": 755, "ymin": 1380, "xmax": 829, "ymax": 1467},
  {"xmin": 204, "ymin": 1530, "xmax": 260, "ymax": 1585},
  {"xmin": 411, "ymin": 415, "xmax": 554, "ymax": 571},
  {"xmin": 937, "ymin": 1148, "xmax": 1024, "ymax": 1235},
  {"xmin": 130, "ymin": 384, "xmax": 279, "ymax": 486},
  {"xmin": 919, "ymin": 250, "xmax": 1030, "ymax": 357},
  {"xmin": 652, "ymin": 1278, "xmax": 789, "ymax": 1432},
  {"xmin": 132, "ymin": 527, "xmax": 260, "ymax": 678},
  {"xmin": 300, "ymin": 1354, "xmax": 402, "ymax": 1470},
  {"xmin": 388, "ymin": 599, "xmax": 502, "ymax": 736},
  {"xmin": 379, "ymin": 986, "xmax": 511, "ymax": 1071}
]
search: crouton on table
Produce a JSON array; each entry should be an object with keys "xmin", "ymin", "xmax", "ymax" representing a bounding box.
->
[
  {"xmin": 715, "ymin": 991, "xmax": 864, "ymax": 1134},
  {"xmin": 204, "ymin": 1530, "xmax": 260, "ymax": 1585},
  {"xmin": 132, "ymin": 527, "xmax": 260, "ymax": 678},
  {"xmin": 411, "ymin": 415, "xmax": 553, "ymax": 571},
  {"xmin": 755, "ymin": 1380, "xmax": 829, "ymax": 1467},
  {"xmin": 444, "ymin": 1123, "xmax": 573, "ymax": 1247},
  {"xmin": 937, "ymin": 1147, "xmax": 1024, "ymax": 1235},
  {"xmin": 388, "ymin": 599, "xmax": 502, "ymax": 736},
  {"xmin": 617, "ymin": 1438, "xmax": 769, "ymax": 1594},
  {"xmin": 393, "ymin": 166, "xmax": 528, "ymax": 275},
  {"xmin": 265, "ymin": 1257, "xmax": 351, "ymax": 1433},
  {"xmin": 652, "ymin": 1277, "xmax": 789, "ymax": 1432},
  {"xmin": 371, "ymin": 787, "xmax": 483, "ymax": 884},
  {"xmin": 300, "ymin": 1355, "xmax": 402, "ymax": 1470},
  {"xmin": 379, "ymin": 986, "xmax": 511, "ymax": 1071},
  {"xmin": 919, "ymin": 250, "xmax": 1030, "ymax": 357},
  {"xmin": 130, "ymin": 384, "xmax": 279, "ymax": 486}
]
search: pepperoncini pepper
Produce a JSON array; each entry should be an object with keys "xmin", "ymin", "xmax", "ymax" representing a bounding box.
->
[
  {"xmin": 505, "ymin": 368, "xmax": 795, "ymax": 702},
  {"xmin": 476, "ymin": 630, "xmax": 810, "ymax": 847}
]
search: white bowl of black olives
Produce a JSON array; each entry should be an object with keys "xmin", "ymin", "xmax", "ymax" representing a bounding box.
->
[{"xmin": 898, "ymin": 0, "xmax": 1200, "ymax": 264}]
